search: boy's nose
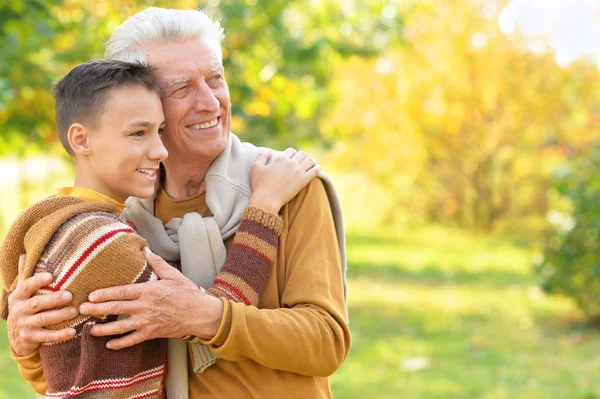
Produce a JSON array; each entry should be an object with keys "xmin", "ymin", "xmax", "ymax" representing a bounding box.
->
[{"xmin": 150, "ymin": 135, "xmax": 168, "ymax": 162}]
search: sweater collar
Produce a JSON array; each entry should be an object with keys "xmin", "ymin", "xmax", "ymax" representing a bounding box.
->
[{"xmin": 56, "ymin": 186, "xmax": 126, "ymax": 212}]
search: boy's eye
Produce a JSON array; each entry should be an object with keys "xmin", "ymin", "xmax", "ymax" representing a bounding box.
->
[
  {"xmin": 132, "ymin": 131, "xmax": 145, "ymax": 137},
  {"xmin": 158, "ymin": 127, "xmax": 165, "ymax": 136}
]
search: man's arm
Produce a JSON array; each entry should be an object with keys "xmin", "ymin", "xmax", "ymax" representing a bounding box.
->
[
  {"xmin": 201, "ymin": 178, "xmax": 351, "ymax": 376},
  {"xmin": 77, "ymin": 206, "xmax": 284, "ymax": 348}
]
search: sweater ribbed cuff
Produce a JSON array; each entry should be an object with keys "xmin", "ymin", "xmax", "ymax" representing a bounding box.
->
[{"xmin": 243, "ymin": 206, "xmax": 283, "ymax": 235}]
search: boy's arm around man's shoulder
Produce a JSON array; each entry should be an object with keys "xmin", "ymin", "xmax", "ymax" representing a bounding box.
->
[{"xmin": 200, "ymin": 178, "xmax": 351, "ymax": 376}]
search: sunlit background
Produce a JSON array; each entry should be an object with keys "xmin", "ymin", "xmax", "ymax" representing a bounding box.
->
[{"xmin": 2, "ymin": 0, "xmax": 600, "ymax": 397}]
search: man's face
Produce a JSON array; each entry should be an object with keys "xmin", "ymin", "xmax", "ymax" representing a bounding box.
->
[
  {"xmin": 146, "ymin": 37, "xmax": 231, "ymax": 167},
  {"xmin": 86, "ymin": 85, "xmax": 167, "ymax": 202}
]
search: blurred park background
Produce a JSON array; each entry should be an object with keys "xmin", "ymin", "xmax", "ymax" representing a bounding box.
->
[{"xmin": 2, "ymin": 0, "xmax": 600, "ymax": 397}]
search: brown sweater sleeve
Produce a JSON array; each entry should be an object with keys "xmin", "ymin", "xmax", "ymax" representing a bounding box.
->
[
  {"xmin": 200, "ymin": 179, "xmax": 351, "ymax": 376},
  {"xmin": 179, "ymin": 206, "xmax": 282, "ymax": 343},
  {"xmin": 17, "ymin": 212, "xmax": 166, "ymax": 397},
  {"xmin": 208, "ymin": 206, "xmax": 282, "ymax": 305}
]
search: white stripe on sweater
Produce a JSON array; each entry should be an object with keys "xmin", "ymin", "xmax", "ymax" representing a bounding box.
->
[
  {"xmin": 37, "ymin": 221, "xmax": 134, "ymax": 293},
  {"xmin": 44, "ymin": 365, "xmax": 164, "ymax": 397}
]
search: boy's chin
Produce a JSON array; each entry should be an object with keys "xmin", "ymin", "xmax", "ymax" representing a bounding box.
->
[{"xmin": 131, "ymin": 187, "xmax": 156, "ymax": 200}]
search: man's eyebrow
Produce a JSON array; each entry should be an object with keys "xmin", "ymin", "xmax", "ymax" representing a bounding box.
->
[
  {"xmin": 164, "ymin": 66, "xmax": 223, "ymax": 89},
  {"xmin": 208, "ymin": 65, "xmax": 224, "ymax": 74},
  {"xmin": 165, "ymin": 77, "xmax": 190, "ymax": 89}
]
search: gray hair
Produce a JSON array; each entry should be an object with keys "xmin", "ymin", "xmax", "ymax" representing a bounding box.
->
[{"xmin": 105, "ymin": 7, "xmax": 225, "ymax": 64}]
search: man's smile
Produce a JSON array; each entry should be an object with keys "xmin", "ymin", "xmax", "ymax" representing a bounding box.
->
[{"xmin": 186, "ymin": 117, "xmax": 219, "ymax": 131}]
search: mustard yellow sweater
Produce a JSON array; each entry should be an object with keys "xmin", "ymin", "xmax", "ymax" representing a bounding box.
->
[{"xmin": 154, "ymin": 179, "xmax": 351, "ymax": 399}]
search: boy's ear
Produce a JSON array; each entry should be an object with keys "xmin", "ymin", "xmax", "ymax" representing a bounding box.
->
[{"xmin": 68, "ymin": 123, "xmax": 91, "ymax": 155}]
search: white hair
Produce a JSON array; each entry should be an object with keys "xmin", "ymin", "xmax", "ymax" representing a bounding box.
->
[{"xmin": 105, "ymin": 7, "xmax": 225, "ymax": 64}]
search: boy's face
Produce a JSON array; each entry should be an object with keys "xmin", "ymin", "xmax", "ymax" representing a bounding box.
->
[{"xmin": 85, "ymin": 85, "xmax": 167, "ymax": 203}]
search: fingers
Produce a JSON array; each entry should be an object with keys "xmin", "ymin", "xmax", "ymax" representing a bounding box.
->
[
  {"xmin": 86, "ymin": 283, "xmax": 142, "ymax": 303},
  {"xmin": 13, "ymin": 272, "xmax": 53, "ymax": 300},
  {"xmin": 80, "ymin": 299, "xmax": 140, "ymax": 316},
  {"xmin": 291, "ymin": 150, "xmax": 307, "ymax": 164},
  {"xmin": 282, "ymin": 147, "xmax": 297, "ymax": 158},
  {"xmin": 306, "ymin": 163, "xmax": 321, "ymax": 178},
  {"xmin": 24, "ymin": 327, "xmax": 77, "ymax": 344},
  {"xmin": 26, "ymin": 291, "xmax": 73, "ymax": 313},
  {"xmin": 31, "ymin": 306, "xmax": 78, "ymax": 327},
  {"xmin": 90, "ymin": 317, "xmax": 139, "ymax": 338},
  {"xmin": 143, "ymin": 247, "xmax": 182, "ymax": 280},
  {"xmin": 105, "ymin": 330, "xmax": 148, "ymax": 350},
  {"xmin": 299, "ymin": 156, "xmax": 317, "ymax": 172},
  {"xmin": 254, "ymin": 149, "xmax": 272, "ymax": 166}
]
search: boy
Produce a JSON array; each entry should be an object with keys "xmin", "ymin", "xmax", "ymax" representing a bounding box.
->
[{"xmin": 0, "ymin": 60, "xmax": 319, "ymax": 397}]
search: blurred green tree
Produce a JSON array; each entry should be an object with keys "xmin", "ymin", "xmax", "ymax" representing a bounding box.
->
[
  {"xmin": 0, "ymin": 0, "xmax": 403, "ymax": 154},
  {"xmin": 537, "ymin": 144, "xmax": 600, "ymax": 322},
  {"xmin": 324, "ymin": 0, "xmax": 600, "ymax": 229}
]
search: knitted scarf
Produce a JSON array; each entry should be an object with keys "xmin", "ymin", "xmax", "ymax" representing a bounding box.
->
[{"xmin": 123, "ymin": 133, "xmax": 347, "ymax": 399}]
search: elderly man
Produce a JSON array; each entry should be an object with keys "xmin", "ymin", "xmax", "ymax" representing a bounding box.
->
[{"xmin": 7, "ymin": 7, "xmax": 350, "ymax": 399}]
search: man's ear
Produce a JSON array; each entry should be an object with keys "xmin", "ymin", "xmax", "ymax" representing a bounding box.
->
[{"xmin": 68, "ymin": 123, "xmax": 91, "ymax": 156}]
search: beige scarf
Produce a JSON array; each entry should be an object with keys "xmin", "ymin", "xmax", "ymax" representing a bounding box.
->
[{"xmin": 123, "ymin": 133, "xmax": 347, "ymax": 399}]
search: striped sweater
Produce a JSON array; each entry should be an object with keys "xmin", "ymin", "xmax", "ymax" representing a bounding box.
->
[{"xmin": 0, "ymin": 196, "xmax": 282, "ymax": 398}]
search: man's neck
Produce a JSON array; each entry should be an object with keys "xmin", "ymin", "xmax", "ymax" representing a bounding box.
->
[{"xmin": 162, "ymin": 157, "xmax": 213, "ymax": 200}]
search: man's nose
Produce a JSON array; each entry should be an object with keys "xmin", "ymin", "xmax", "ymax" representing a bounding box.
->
[{"xmin": 193, "ymin": 82, "xmax": 220, "ymax": 113}]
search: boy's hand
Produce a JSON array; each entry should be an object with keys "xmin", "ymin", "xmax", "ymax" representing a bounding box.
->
[
  {"xmin": 7, "ymin": 254, "xmax": 77, "ymax": 357},
  {"xmin": 249, "ymin": 147, "xmax": 320, "ymax": 214}
]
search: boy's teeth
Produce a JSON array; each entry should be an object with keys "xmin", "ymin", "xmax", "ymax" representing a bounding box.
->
[
  {"xmin": 189, "ymin": 118, "xmax": 218, "ymax": 130},
  {"xmin": 137, "ymin": 169, "xmax": 155, "ymax": 175}
]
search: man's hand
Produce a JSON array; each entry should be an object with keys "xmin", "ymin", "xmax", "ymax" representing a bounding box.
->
[
  {"xmin": 79, "ymin": 248, "xmax": 224, "ymax": 350},
  {"xmin": 7, "ymin": 254, "xmax": 77, "ymax": 357},
  {"xmin": 249, "ymin": 147, "xmax": 320, "ymax": 214}
]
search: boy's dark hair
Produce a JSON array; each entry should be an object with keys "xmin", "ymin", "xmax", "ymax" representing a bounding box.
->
[{"xmin": 54, "ymin": 59, "xmax": 161, "ymax": 156}]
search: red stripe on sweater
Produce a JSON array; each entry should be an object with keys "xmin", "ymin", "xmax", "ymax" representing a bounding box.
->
[
  {"xmin": 44, "ymin": 228, "xmax": 134, "ymax": 292},
  {"xmin": 45, "ymin": 367, "xmax": 163, "ymax": 397},
  {"xmin": 232, "ymin": 242, "xmax": 272, "ymax": 263},
  {"xmin": 213, "ymin": 278, "xmax": 252, "ymax": 305}
]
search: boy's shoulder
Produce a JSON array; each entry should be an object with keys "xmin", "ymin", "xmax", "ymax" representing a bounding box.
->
[
  {"xmin": 14, "ymin": 196, "xmax": 122, "ymax": 239},
  {"xmin": 38, "ymin": 207, "xmax": 143, "ymax": 279},
  {"xmin": 0, "ymin": 197, "xmax": 133, "ymax": 307}
]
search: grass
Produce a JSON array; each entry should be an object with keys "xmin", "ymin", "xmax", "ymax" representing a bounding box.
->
[
  {"xmin": 330, "ymin": 225, "xmax": 600, "ymax": 398},
  {"xmin": 1, "ymin": 160, "xmax": 600, "ymax": 397}
]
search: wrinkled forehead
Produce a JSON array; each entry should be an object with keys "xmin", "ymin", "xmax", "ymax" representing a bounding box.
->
[
  {"xmin": 145, "ymin": 38, "xmax": 223, "ymax": 83},
  {"xmin": 163, "ymin": 64, "xmax": 223, "ymax": 85}
]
